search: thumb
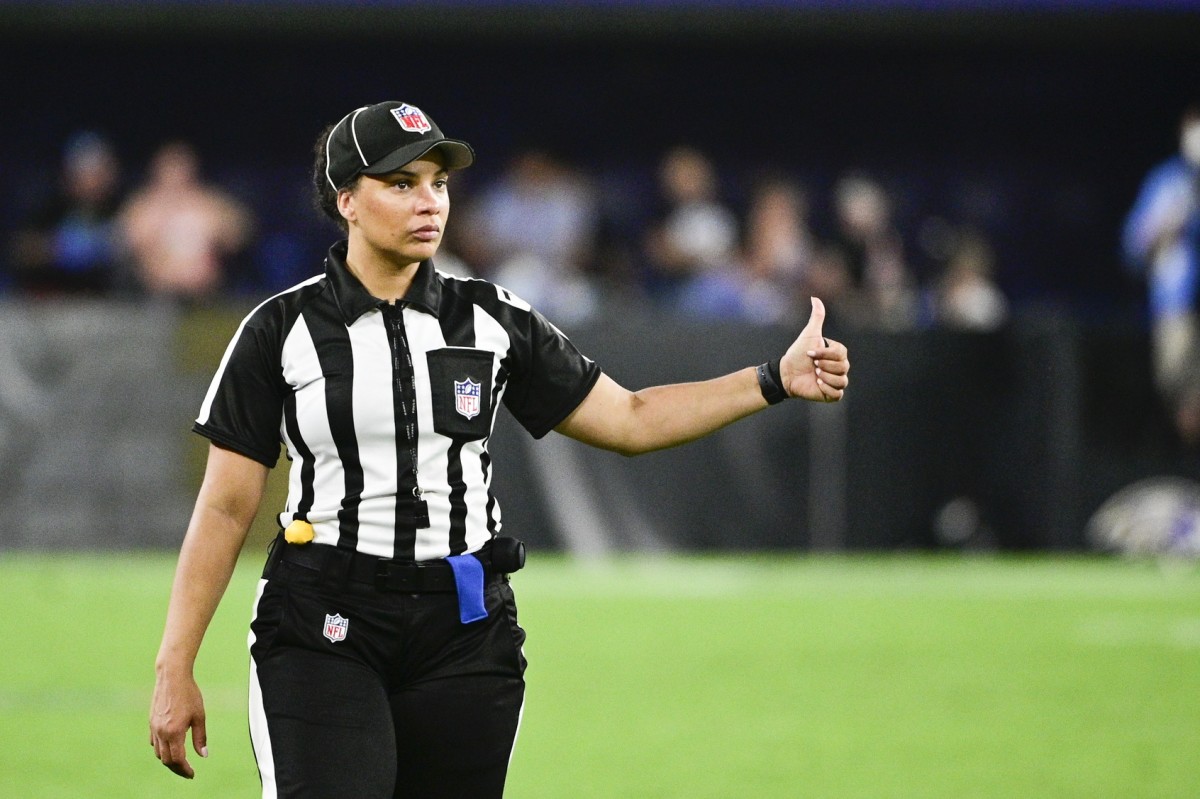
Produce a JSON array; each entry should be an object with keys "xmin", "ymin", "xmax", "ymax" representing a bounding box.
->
[
  {"xmin": 800, "ymin": 296, "xmax": 826, "ymax": 343},
  {"xmin": 193, "ymin": 717, "xmax": 209, "ymax": 759}
]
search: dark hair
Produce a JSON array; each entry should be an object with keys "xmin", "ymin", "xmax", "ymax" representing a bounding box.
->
[{"xmin": 312, "ymin": 123, "xmax": 358, "ymax": 233}]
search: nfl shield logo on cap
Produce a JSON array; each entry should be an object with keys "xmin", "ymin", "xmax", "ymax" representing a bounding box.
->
[
  {"xmin": 391, "ymin": 103, "xmax": 432, "ymax": 133},
  {"xmin": 323, "ymin": 613, "xmax": 349, "ymax": 643},
  {"xmin": 454, "ymin": 378, "xmax": 481, "ymax": 420}
]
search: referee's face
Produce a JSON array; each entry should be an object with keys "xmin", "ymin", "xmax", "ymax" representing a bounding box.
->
[{"xmin": 342, "ymin": 153, "xmax": 450, "ymax": 269}]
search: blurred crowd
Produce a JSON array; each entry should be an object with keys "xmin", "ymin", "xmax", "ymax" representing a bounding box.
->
[
  {"xmin": 7, "ymin": 105, "xmax": 1200, "ymax": 460},
  {"xmin": 9, "ymin": 104, "xmax": 1200, "ymax": 341},
  {"xmin": 2, "ymin": 128, "xmax": 1013, "ymax": 333},
  {"xmin": 6, "ymin": 134, "xmax": 254, "ymax": 304}
]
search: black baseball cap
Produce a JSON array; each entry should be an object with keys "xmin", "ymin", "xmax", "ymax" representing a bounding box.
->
[{"xmin": 324, "ymin": 101, "xmax": 475, "ymax": 190}]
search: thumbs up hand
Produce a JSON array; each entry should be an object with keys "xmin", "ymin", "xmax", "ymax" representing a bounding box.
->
[{"xmin": 780, "ymin": 297, "xmax": 850, "ymax": 403}]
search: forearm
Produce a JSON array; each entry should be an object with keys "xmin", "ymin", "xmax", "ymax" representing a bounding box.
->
[
  {"xmin": 625, "ymin": 368, "xmax": 765, "ymax": 453},
  {"xmin": 154, "ymin": 504, "xmax": 253, "ymax": 674},
  {"xmin": 557, "ymin": 368, "xmax": 766, "ymax": 456},
  {"xmin": 155, "ymin": 444, "xmax": 268, "ymax": 675}
]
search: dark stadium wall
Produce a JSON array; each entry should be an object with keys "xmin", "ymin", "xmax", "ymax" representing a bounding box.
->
[{"xmin": 0, "ymin": 299, "xmax": 1187, "ymax": 552}]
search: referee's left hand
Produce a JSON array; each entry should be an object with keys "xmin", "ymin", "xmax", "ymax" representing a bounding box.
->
[
  {"xmin": 780, "ymin": 297, "xmax": 850, "ymax": 403},
  {"xmin": 150, "ymin": 668, "xmax": 208, "ymax": 779}
]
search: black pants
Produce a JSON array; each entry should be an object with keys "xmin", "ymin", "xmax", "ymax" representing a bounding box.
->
[{"xmin": 248, "ymin": 552, "xmax": 527, "ymax": 798}]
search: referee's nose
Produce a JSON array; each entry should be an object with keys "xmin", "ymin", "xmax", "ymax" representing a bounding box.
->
[{"xmin": 414, "ymin": 181, "xmax": 446, "ymax": 215}]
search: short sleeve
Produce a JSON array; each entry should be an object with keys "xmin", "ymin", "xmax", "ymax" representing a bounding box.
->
[
  {"xmin": 193, "ymin": 311, "xmax": 287, "ymax": 467},
  {"xmin": 502, "ymin": 306, "xmax": 601, "ymax": 439}
]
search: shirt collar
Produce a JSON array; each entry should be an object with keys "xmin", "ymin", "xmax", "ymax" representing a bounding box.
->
[{"xmin": 325, "ymin": 240, "xmax": 443, "ymax": 325}]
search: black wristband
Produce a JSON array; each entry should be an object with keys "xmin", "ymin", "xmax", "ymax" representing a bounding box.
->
[{"xmin": 756, "ymin": 358, "xmax": 788, "ymax": 405}]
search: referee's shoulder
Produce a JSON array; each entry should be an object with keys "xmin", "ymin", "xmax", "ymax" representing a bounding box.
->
[
  {"xmin": 435, "ymin": 268, "xmax": 534, "ymax": 318},
  {"xmin": 247, "ymin": 272, "xmax": 328, "ymax": 321},
  {"xmin": 240, "ymin": 273, "xmax": 328, "ymax": 334}
]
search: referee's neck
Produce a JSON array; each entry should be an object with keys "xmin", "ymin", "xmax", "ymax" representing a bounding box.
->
[{"xmin": 345, "ymin": 245, "xmax": 421, "ymax": 304}]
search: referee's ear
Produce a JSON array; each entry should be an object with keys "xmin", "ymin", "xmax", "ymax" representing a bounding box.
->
[{"xmin": 336, "ymin": 187, "xmax": 357, "ymax": 226}]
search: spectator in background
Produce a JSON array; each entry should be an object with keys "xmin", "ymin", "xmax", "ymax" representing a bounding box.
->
[
  {"xmin": 804, "ymin": 241, "xmax": 855, "ymax": 316},
  {"xmin": 1123, "ymin": 103, "xmax": 1200, "ymax": 447},
  {"xmin": 7, "ymin": 131, "xmax": 125, "ymax": 296},
  {"xmin": 459, "ymin": 148, "xmax": 600, "ymax": 323},
  {"xmin": 117, "ymin": 141, "xmax": 254, "ymax": 303},
  {"xmin": 642, "ymin": 146, "xmax": 739, "ymax": 307},
  {"xmin": 831, "ymin": 171, "xmax": 918, "ymax": 329},
  {"xmin": 676, "ymin": 175, "xmax": 816, "ymax": 325},
  {"xmin": 929, "ymin": 225, "xmax": 1009, "ymax": 331},
  {"xmin": 738, "ymin": 176, "xmax": 818, "ymax": 316}
]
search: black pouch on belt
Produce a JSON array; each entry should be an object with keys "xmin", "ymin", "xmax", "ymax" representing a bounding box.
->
[{"xmin": 490, "ymin": 536, "xmax": 526, "ymax": 574}]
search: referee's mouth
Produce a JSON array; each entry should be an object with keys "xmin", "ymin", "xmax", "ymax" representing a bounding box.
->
[{"xmin": 412, "ymin": 225, "xmax": 441, "ymax": 242}]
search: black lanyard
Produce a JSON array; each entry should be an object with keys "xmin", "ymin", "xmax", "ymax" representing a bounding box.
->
[{"xmin": 383, "ymin": 302, "xmax": 429, "ymax": 529}]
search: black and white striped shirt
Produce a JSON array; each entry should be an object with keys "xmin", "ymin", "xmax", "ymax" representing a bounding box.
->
[{"xmin": 195, "ymin": 241, "xmax": 601, "ymax": 561}]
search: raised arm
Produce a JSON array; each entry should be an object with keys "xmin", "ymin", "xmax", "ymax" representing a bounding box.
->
[
  {"xmin": 555, "ymin": 297, "xmax": 849, "ymax": 456},
  {"xmin": 150, "ymin": 443, "xmax": 269, "ymax": 779}
]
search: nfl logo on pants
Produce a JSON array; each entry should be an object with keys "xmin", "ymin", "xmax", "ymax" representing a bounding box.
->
[{"xmin": 323, "ymin": 613, "xmax": 349, "ymax": 643}]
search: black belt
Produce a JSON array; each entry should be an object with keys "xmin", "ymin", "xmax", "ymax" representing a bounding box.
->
[{"xmin": 267, "ymin": 539, "xmax": 493, "ymax": 593}]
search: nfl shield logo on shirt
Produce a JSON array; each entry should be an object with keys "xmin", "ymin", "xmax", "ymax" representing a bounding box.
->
[
  {"xmin": 390, "ymin": 104, "xmax": 432, "ymax": 133},
  {"xmin": 323, "ymin": 613, "xmax": 349, "ymax": 643},
  {"xmin": 454, "ymin": 378, "xmax": 482, "ymax": 420}
]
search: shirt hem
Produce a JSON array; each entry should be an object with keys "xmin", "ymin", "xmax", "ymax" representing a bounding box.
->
[
  {"xmin": 193, "ymin": 423, "xmax": 280, "ymax": 468},
  {"xmin": 526, "ymin": 366, "xmax": 603, "ymax": 440}
]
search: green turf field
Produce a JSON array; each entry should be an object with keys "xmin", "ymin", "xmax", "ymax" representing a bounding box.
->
[{"xmin": 1, "ymin": 552, "xmax": 1197, "ymax": 798}]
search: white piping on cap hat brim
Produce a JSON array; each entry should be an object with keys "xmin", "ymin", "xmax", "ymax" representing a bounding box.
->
[{"xmin": 324, "ymin": 106, "xmax": 369, "ymax": 191}]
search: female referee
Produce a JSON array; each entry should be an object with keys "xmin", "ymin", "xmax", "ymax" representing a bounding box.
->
[{"xmin": 149, "ymin": 99, "xmax": 849, "ymax": 798}]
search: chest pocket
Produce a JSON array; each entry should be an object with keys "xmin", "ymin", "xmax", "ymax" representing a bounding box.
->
[{"xmin": 427, "ymin": 348, "xmax": 495, "ymax": 441}]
